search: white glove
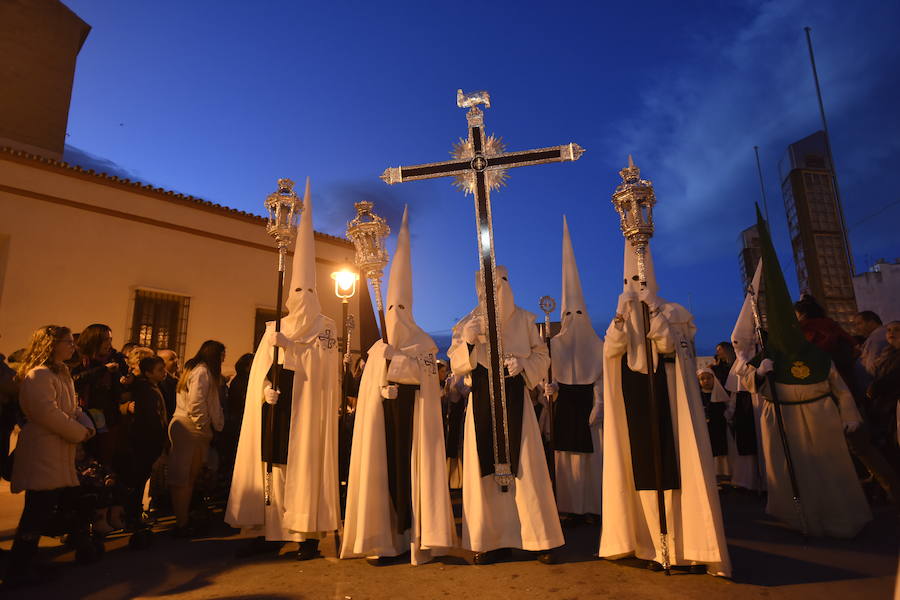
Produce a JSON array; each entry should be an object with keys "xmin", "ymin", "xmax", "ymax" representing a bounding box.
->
[
  {"xmin": 843, "ymin": 421, "xmax": 861, "ymax": 434},
  {"xmin": 543, "ymin": 381, "xmax": 558, "ymax": 399},
  {"xmin": 615, "ymin": 291, "xmax": 637, "ymax": 318},
  {"xmin": 264, "ymin": 386, "xmax": 280, "ymax": 405},
  {"xmin": 757, "ymin": 358, "xmax": 775, "ymax": 377},
  {"xmin": 637, "ymin": 287, "xmax": 657, "ymax": 309},
  {"xmin": 504, "ymin": 356, "xmax": 524, "ymax": 377},
  {"xmin": 589, "ymin": 402, "xmax": 602, "ymax": 427},
  {"xmin": 381, "ymin": 384, "xmax": 399, "ymax": 400},
  {"xmin": 266, "ymin": 331, "xmax": 291, "ymax": 349},
  {"xmin": 462, "ymin": 318, "xmax": 483, "ymax": 345},
  {"xmin": 383, "ymin": 343, "xmax": 399, "ymax": 361}
]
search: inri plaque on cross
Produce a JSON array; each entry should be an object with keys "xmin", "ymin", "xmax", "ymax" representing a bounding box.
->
[{"xmin": 381, "ymin": 89, "xmax": 584, "ymax": 490}]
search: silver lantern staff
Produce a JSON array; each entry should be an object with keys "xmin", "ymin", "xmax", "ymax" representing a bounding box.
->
[
  {"xmin": 538, "ymin": 295, "xmax": 557, "ymax": 491},
  {"xmin": 611, "ymin": 156, "xmax": 670, "ymax": 575},
  {"xmin": 346, "ymin": 201, "xmax": 391, "ymax": 344},
  {"xmin": 263, "ymin": 177, "xmax": 304, "ymax": 505}
]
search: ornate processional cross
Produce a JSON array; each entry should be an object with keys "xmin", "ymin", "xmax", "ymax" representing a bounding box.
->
[{"xmin": 381, "ymin": 89, "xmax": 584, "ymax": 490}]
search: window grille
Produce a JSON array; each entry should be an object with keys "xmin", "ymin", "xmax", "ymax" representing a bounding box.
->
[{"xmin": 129, "ymin": 289, "xmax": 190, "ymax": 358}]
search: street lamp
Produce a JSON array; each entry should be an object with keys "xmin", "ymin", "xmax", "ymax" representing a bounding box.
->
[{"xmin": 331, "ymin": 268, "xmax": 359, "ymax": 361}]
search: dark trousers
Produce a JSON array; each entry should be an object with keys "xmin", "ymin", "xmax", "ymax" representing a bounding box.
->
[
  {"xmin": 7, "ymin": 488, "xmax": 66, "ymax": 575},
  {"xmin": 846, "ymin": 423, "xmax": 900, "ymax": 503}
]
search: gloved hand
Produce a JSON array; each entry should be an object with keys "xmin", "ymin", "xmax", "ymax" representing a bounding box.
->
[
  {"xmin": 504, "ymin": 356, "xmax": 524, "ymax": 377},
  {"xmin": 757, "ymin": 358, "xmax": 775, "ymax": 377},
  {"xmin": 589, "ymin": 402, "xmax": 602, "ymax": 427},
  {"xmin": 615, "ymin": 291, "xmax": 637, "ymax": 319},
  {"xmin": 462, "ymin": 318, "xmax": 483, "ymax": 345},
  {"xmin": 543, "ymin": 381, "xmax": 558, "ymax": 399},
  {"xmin": 383, "ymin": 343, "xmax": 400, "ymax": 361},
  {"xmin": 381, "ymin": 384, "xmax": 399, "ymax": 400},
  {"xmin": 638, "ymin": 287, "xmax": 659, "ymax": 311},
  {"xmin": 264, "ymin": 386, "xmax": 280, "ymax": 405},
  {"xmin": 843, "ymin": 421, "xmax": 861, "ymax": 434},
  {"xmin": 266, "ymin": 331, "xmax": 291, "ymax": 349}
]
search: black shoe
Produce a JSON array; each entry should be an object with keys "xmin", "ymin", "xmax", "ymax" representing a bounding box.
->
[
  {"xmin": 646, "ymin": 560, "xmax": 665, "ymax": 572},
  {"xmin": 296, "ymin": 539, "xmax": 320, "ymax": 561},
  {"xmin": 688, "ymin": 564, "xmax": 707, "ymax": 574},
  {"xmin": 472, "ymin": 548, "xmax": 510, "ymax": 565},
  {"xmin": 536, "ymin": 549, "xmax": 558, "ymax": 564},
  {"xmin": 235, "ymin": 537, "xmax": 283, "ymax": 558}
]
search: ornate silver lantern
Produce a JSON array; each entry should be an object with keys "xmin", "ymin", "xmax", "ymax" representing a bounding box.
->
[
  {"xmin": 611, "ymin": 155, "xmax": 656, "ymax": 286},
  {"xmin": 346, "ymin": 201, "xmax": 391, "ymax": 341},
  {"xmin": 264, "ymin": 178, "xmax": 303, "ymax": 269}
]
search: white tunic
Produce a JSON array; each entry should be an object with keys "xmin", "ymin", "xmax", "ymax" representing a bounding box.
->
[
  {"xmin": 449, "ymin": 306, "xmax": 564, "ymax": 552},
  {"xmin": 225, "ymin": 317, "xmax": 340, "ymax": 541},
  {"xmin": 599, "ymin": 303, "xmax": 732, "ymax": 577},
  {"xmin": 735, "ymin": 361, "xmax": 871, "ymax": 537},
  {"xmin": 340, "ymin": 341, "xmax": 456, "ymax": 564}
]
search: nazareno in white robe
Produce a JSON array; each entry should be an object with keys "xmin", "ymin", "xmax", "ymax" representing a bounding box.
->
[
  {"xmin": 340, "ymin": 340, "xmax": 456, "ymax": 564},
  {"xmin": 734, "ymin": 360, "xmax": 871, "ymax": 538},
  {"xmin": 225, "ymin": 317, "xmax": 341, "ymax": 541},
  {"xmin": 600, "ymin": 302, "xmax": 732, "ymax": 577},
  {"xmin": 449, "ymin": 305, "xmax": 564, "ymax": 553}
]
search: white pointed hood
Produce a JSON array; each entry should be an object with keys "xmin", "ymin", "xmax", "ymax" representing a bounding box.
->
[
  {"xmin": 551, "ymin": 216, "xmax": 604, "ymax": 384},
  {"xmin": 617, "ymin": 239, "xmax": 663, "ymax": 374},
  {"xmin": 386, "ymin": 206, "xmax": 436, "ymax": 355},
  {"xmin": 475, "ymin": 265, "xmax": 516, "ymax": 325},
  {"xmin": 281, "ymin": 177, "xmax": 323, "ymax": 340},
  {"xmin": 726, "ymin": 259, "xmax": 762, "ymax": 391}
]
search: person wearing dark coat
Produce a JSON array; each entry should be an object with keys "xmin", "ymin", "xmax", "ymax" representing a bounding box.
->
[{"xmin": 121, "ymin": 356, "xmax": 170, "ymax": 529}]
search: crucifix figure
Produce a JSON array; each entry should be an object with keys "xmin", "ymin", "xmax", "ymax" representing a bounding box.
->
[{"xmin": 382, "ymin": 89, "xmax": 584, "ymax": 490}]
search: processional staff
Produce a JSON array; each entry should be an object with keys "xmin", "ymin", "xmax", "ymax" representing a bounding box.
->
[
  {"xmin": 381, "ymin": 89, "xmax": 584, "ymax": 492},
  {"xmin": 262, "ymin": 177, "xmax": 305, "ymax": 506},
  {"xmin": 749, "ymin": 208, "xmax": 808, "ymax": 538},
  {"xmin": 538, "ymin": 295, "xmax": 557, "ymax": 490},
  {"xmin": 611, "ymin": 156, "xmax": 671, "ymax": 574},
  {"xmin": 346, "ymin": 202, "xmax": 391, "ymax": 344}
]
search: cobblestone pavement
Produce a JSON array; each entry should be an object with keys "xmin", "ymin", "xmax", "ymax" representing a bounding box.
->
[{"xmin": 0, "ymin": 481, "xmax": 896, "ymax": 599}]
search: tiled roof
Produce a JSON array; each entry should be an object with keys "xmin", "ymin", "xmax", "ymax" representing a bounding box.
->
[{"xmin": 0, "ymin": 146, "xmax": 352, "ymax": 247}]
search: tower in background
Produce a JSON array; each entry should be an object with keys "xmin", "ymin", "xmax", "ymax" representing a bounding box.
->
[
  {"xmin": 738, "ymin": 223, "xmax": 767, "ymax": 328},
  {"xmin": 779, "ymin": 130, "xmax": 857, "ymax": 328},
  {"xmin": 0, "ymin": 0, "xmax": 90, "ymax": 159}
]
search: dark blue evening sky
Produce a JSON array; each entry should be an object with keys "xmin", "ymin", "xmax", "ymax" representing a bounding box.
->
[{"xmin": 61, "ymin": 0, "xmax": 900, "ymax": 354}]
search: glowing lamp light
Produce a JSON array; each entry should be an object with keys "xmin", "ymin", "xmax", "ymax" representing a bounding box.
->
[{"xmin": 331, "ymin": 269, "xmax": 359, "ymax": 300}]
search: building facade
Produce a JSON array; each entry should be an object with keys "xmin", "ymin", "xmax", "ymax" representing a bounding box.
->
[
  {"xmin": 853, "ymin": 259, "xmax": 900, "ymax": 324},
  {"xmin": 0, "ymin": 148, "xmax": 375, "ymax": 371},
  {"xmin": 779, "ymin": 131, "xmax": 857, "ymax": 328}
]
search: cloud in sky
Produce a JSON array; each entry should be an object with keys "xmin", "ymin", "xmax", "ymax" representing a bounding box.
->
[
  {"xmin": 607, "ymin": 0, "xmax": 900, "ymax": 268},
  {"xmin": 63, "ymin": 144, "xmax": 143, "ymax": 182}
]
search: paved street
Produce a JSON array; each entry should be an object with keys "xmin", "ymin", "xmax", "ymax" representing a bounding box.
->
[{"xmin": 0, "ymin": 481, "xmax": 896, "ymax": 599}]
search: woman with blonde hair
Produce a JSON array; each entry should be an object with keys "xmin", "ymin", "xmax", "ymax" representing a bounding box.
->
[
  {"xmin": 168, "ymin": 340, "xmax": 225, "ymax": 537},
  {"xmin": 3, "ymin": 326, "xmax": 95, "ymax": 588}
]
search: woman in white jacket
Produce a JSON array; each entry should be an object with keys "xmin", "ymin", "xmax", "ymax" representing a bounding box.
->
[
  {"xmin": 168, "ymin": 340, "xmax": 225, "ymax": 537},
  {"xmin": 4, "ymin": 325, "xmax": 95, "ymax": 588}
]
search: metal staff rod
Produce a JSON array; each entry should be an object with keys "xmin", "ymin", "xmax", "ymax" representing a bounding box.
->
[
  {"xmin": 612, "ymin": 156, "xmax": 670, "ymax": 574},
  {"xmin": 747, "ymin": 283, "xmax": 808, "ymax": 538},
  {"xmin": 539, "ymin": 295, "xmax": 557, "ymax": 492},
  {"xmin": 346, "ymin": 201, "xmax": 391, "ymax": 345},
  {"xmin": 262, "ymin": 178, "xmax": 304, "ymax": 505}
]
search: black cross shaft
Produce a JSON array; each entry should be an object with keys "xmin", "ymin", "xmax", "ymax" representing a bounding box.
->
[{"xmin": 382, "ymin": 105, "xmax": 583, "ymax": 488}]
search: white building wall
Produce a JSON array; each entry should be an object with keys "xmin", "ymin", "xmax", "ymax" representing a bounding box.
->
[
  {"xmin": 853, "ymin": 260, "xmax": 900, "ymax": 324},
  {"xmin": 0, "ymin": 151, "xmax": 363, "ymax": 372}
]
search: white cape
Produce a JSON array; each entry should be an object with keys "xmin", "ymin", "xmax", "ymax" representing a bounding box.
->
[
  {"xmin": 225, "ymin": 318, "xmax": 340, "ymax": 539},
  {"xmin": 340, "ymin": 341, "xmax": 456, "ymax": 564},
  {"xmin": 599, "ymin": 303, "xmax": 732, "ymax": 577},
  {"xmin": 449, "ymin": 305, "xmax": 564, "ymax": 552}
]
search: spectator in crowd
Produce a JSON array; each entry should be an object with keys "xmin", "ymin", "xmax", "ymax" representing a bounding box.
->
[
  {"xmin": 853, "ymin": 311, "xmax": 889, "ymax": 382},
  {"xmin": 219, "ymin": 352, "xmax": 253, "ymax": 489},
  {"xmin": 795, "ymin": 296, "xmax": 900, "ymax": 506},
  {"xmin": 868, "ymin": 321, "xmax": 900, "ymax": 464},
  {"xmin": 1, "ymin": 348, "xmax": 19, "ymax": 480},
  {"xmin": 72, "ymin": 324, "xmax": 124, "ymax": 468},
  {"xmin": 4, "ymin": 326, "xmax": 95, "ymax": 588},
  {"xmin": 168, "ymin": 340, "xmax": 225, "ymax": 537},
  {"xmin": 698, "ymin": 367, "xmax": 729, "ymax": 478},
  {"xmin": 121, "ymin": 356, "xmax": 169, "ymax": 531},
  {"xmin": 157, "ymin": 349, "xmax": 180, "ymax": 419}
]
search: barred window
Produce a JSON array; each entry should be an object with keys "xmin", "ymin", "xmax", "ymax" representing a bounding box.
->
[{"xmin": 129, "ymin": 289, "xmax": 190, "ymax": 357}]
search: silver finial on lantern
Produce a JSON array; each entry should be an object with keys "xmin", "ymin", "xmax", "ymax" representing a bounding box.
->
[
  {"xmin": 611, "ymin": 155, "xmax": 656, "ymax": 288},
  {"xmin": 265, "ymin": 178, "xmax": 303, "ymax": 270},
  {"xmin": 346, "ymin": 201, "xmax": 391, "ymax": 342}
]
